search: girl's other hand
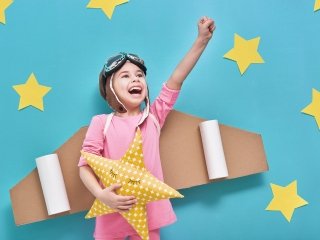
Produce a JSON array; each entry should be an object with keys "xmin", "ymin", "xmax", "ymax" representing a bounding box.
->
[
  {"xmin": 97, "ymin": 184, "xmax": 137, "ymax": 212},
  {"xmin": 198, "ymin": 16, "xmax": 216, "ymax": 42}
]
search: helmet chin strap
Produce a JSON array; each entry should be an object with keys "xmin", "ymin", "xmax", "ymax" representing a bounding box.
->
[
  {"xmin": 138, "ymin": 95, "xmax": 150, "ymax": 125},
  {"xmin": 109, "ymin": 73, "xmax": 128, "ymax": 112}
]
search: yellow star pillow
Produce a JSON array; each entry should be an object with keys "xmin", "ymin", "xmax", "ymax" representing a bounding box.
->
[{"xmin": 81, "ymin": 128, "xmax": 183, "ymax": 240}]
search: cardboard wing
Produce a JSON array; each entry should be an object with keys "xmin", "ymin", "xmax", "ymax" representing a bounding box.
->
[
  {"xmin": 160, "ymin": 111, "xmax": 268, "ymax": 189},
  {"xmin": 10, "ymin": 110, "xmax": 268, "ymax": 225},
  {"xmin": 10, "ymin": 127, "xmax": 94, "ymax": 226}
]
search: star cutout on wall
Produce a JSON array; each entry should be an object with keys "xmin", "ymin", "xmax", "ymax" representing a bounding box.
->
[
  {"xmin": 301, "ymin": 88, "xmax": 320, "ymax": 129},
  {"xmin": 81, "ymin": 128, "xmax": 183, "ymax": 240},
  {"xmin": 0, "ymin": 0, "xmax": 13, "ymax": 24},
  {"xmin": 315, "ymin": 0, "xmax": 320, "ymax": 11},
  {"xmin": 12, "ymin": 73, "xmax": 52, "ymax": 111},
  {"xmin": 224, "ymin": 33, "xmax": 264, "ymax": 75},
  {"xmin": 265, "ymin": 180, "xmax": 308, "ymax": 222},
  {"xmin": 87, "ymin": 0, "xmax": 129, "ymax": 19}
]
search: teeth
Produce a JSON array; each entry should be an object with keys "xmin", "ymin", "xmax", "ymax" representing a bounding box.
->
[{"xmin": 129, "ymin": 87, "xmax": 142, "ymax": 91}]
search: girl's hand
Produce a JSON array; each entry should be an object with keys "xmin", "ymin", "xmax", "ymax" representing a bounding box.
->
[
  {"xmin": 97, "ymin": 184, "xmax": 137, "ymax": 212},
  {"xmin": 198, "ymin": 16, "xmax": 216, "ymax": 43}
]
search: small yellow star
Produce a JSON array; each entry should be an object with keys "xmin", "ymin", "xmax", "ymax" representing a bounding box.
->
[
  {"xmin": 0, "ymin": 0, "xmax": 13, "ymax": 24},
  {"xmin": 13, "ymin": 73, "xmax": 52, "ymax": 111},
  {"xmin": 266, "ymin": 180, "xmax": 308, "ymax": 222},
  {"xmin": 301, "ymin": 88, "xmax": 320, "ymax": 129},
  {"xmin": 315, "ymin": 0, "xmax": 320, "ymax": 11},
  {"xmin": 87, "ymin": 0, "xmax": 129, "ymax": 19},
  {"xmin": 224, "ymin": 33, "xmax": 264, "ymax": 75}
]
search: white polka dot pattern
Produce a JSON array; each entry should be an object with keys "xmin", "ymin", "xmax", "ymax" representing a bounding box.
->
[{"xmin": 81, "ymin": 128, "xmax": 183, "ymax": 240}]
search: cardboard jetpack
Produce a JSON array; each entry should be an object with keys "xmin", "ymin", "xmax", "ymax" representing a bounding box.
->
[{"xmin": 10, "ymin": 110, "xmax": 268, "ymax": 226}]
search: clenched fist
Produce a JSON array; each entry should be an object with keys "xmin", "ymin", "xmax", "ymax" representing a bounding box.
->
[{"xmin": 198, "ymin": 16, "xmax": 216, "ymax": 42}]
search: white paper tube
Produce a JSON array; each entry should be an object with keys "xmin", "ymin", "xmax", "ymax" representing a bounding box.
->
[
  {"xmin": 199, "ymin": 120, "xmax": 229, "ymax": 179},
  {"xmin": 36, "ymin": 154, "xmax": 70, "ymax": 215}
]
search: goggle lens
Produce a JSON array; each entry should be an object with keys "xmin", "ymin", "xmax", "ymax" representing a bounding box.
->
[{"xmin": 103, "ymin": 52, "xmax": 146, "ymax": 77}]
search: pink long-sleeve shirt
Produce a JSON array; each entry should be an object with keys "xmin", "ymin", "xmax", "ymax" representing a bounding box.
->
[{"xmin": 79, "ymin": 83, "xmax": 180, "ymax": 239}]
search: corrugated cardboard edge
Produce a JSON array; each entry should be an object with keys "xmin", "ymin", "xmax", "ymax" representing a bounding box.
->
[{"xmin": 10, "ymin": 110, "xmax": 268, "ymax": 225}]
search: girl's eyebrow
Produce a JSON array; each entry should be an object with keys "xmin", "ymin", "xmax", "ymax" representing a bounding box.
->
[
  {"xmin": 119, "ymin": 70, "xmax": 129, "ymax": 75},
  {"xmin": 118, "ymin": 70, "xmax": 143, "ymax": 76}
]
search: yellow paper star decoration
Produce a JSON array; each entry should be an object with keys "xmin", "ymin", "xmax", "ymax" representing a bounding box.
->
[
  {"xmin": 301, "ymin": 88, "xmax": 320, "ymax": 129},
  {"xmin": 224, "ymin": 33, "xmax": 264, "ymax": 75},
  {"xmin": 81, "ymin": 128, "xmax": 183, "ymax": 240},
  {"xmin": 12, "ymin": 73, "xmax": 52, "ymax": 111},
  {"xmin": 315, "ymin": 0, "xmax": 320, "ymax": 11},
  {"xmin": 87, "ymin": 0, "xmax": 129, "ymax": 19},
  {"xmin": 266, "ymin": 180, "xmax": 308, "ymax": 222},
  {"xmin": 0, "ymin": 0, "xmax": 13, "ymax": 24}
]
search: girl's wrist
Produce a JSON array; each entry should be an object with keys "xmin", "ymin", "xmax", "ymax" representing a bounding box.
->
[
  {"xmin": 195, "ymin": 36, "xmax": 210, "ymax": 48},
  {"xmin": 93, "ymin": 186, "xmax": 104, "ymax": 199}
]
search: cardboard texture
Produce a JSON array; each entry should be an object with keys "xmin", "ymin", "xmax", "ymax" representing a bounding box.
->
[
  {"xmin": 10, "ymin": 110, "xmax": 268, "ymax": 226},
  {"xmin": 160, "ymin": 111, "xmax": 268, "ymax": 189}
]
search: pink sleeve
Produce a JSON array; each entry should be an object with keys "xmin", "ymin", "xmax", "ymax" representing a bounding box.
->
[
  {"xmin": 150, "ymin": 83, "xmax": 180, "ymax": 128},
  {"xmin": 78, "ymin": 115, "xmax": 106, "ymax": 167}
]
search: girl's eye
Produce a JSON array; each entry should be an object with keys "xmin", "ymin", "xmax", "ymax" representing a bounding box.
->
[
  {"xmin": 122, "ymin": 74, "xmax": 129, "ymax": 78},
  {"xmin": 137, "ymin": 73, "xmax": 143, "ymax": 78},
  {"xmin": 128, "ymin": 179, "xmax": 141, "ymax": 185},
  {"xmin": 110, "ymin": 169, "xmax": 118, "ymax": 178}
]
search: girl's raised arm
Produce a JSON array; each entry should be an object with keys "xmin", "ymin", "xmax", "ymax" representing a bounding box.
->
[{"xmin": 166, "ymin": 16, "xmax": 216, "ymax": 90}]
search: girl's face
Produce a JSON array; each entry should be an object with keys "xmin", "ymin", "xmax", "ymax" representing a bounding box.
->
[{"xmin": 112, "ymin": 61, "xmax": 147, "ymax": 112}]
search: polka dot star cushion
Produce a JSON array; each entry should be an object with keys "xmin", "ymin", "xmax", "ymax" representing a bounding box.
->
[{"xmin": 81, "ymin": 128, "xmax": 183, "ymax": 240}]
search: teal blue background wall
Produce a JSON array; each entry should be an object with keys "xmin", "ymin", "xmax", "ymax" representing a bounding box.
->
[{"xmin": 1, "ymin": 0, "xmax": 320, "ymax": 239}]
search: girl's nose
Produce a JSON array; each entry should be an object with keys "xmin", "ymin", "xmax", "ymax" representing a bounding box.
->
[{"xmin": 132, "ymin": 77, "xmax": 140, "ymax": 83}]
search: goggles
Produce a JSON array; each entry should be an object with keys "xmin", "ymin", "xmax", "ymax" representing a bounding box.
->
[{"xmin": 103, "ymin": 52, "xmax": 147, "ymax": 78}]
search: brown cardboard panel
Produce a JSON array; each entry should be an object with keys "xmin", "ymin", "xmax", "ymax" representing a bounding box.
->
[
  {"xmin": 10, "ymin": 169, "xmax": 49, "ymax": 225},
  {"xmin": 160, "ymin": 111, "xmax": 268, "ymax": 189},
  {"xmin": 10, "ymin": 127, "xmax": 94, "ymax": 226},
  {"xmin": 10, "ymin": 110, "xmax": 268, "ymax": 225},
  {"xmin": 160, "ymin": 111, "xmax": 209, "ymax": 189},
  {"xmin": 55, "ymin": 127, "xmax": 94, "ymax": 214}
]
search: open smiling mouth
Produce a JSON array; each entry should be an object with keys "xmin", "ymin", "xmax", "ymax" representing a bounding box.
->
[{"xmin": 128, "ymin": 87, "xmax": 142, "ymax": 95}]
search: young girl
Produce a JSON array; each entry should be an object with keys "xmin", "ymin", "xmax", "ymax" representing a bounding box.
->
[{"xmin": 78, "ymin": 16, "xmax": 215, "ymax": 240}]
